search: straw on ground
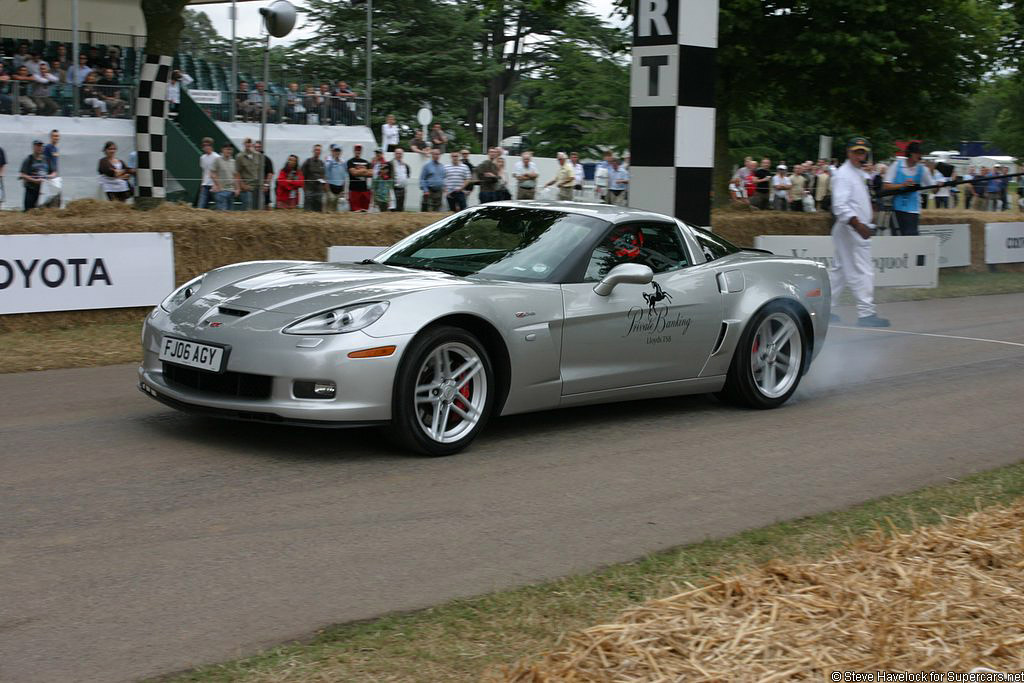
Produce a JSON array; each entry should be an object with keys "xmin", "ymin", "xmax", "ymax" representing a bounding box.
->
[{"xmin": 498, "ymin": 502, "xmax": 1024, "ymax": 681}]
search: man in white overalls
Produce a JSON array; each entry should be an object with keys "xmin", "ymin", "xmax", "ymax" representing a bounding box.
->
[
  {"xmin": 829, "ymin": 136, "xmax": 891, "ymax": 328},
  {"xmin": 883, "ymin": 141, "xmax": 933, "ymax": 236}
]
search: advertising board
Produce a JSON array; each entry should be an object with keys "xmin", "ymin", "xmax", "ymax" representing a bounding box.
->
[
  {"xmin": 753, "ymin": 235, "xmax": 939, "ymax": 288},
  {"xmin": 984, "ymin": 222, "xmax": 1024, "ymax": 264},
  {"xmin": 0, "ymin": 233, "xmax": 175, "ymax": 314}
]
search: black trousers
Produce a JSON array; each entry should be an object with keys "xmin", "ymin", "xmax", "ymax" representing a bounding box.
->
[
  {"xmin": 24, "ymin": 184, "xmax": 40, "ymax": 211},
  {"xmin": 393, "ymin": 186, "xmax": 405, "ymax": 211},
  {"xmin": 304, "ymin": 191, "xmax": 323, "ymax": 212},
  {"xmin": 447, "ymin": 190, "xmax": 466, "ymax": 212},
  {"xmin": 894, "ymin": 211, "xmax": 919, "ymax": 236}
]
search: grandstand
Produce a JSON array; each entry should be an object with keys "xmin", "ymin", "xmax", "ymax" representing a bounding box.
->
[
  {"xmin": 1, "ymin": 32, "xmax": 364, "ymax": 126},
  {"xmin": 0, "ymin": 3, "xmax": 376, "ymax": 208}
]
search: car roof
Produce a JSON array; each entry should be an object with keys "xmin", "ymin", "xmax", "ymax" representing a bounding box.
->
[{"xmin": 481, "ymin": 200, "xmax": 680, "ymax": 226}]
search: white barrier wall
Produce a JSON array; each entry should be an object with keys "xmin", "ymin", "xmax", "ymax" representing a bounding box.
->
[
  {"xmin": 0, "ymin": 115, "xmax": 137, "ymax": 209},
  {"xmin": 0, "ymin": 232, "xmax": 175, "ymax": 313},
  {"xmin": 985, "ymin": 222, "xmax": 1024, "ymax": 264},
  {"xmin": 754, "ymin": 235, "xmax": 940, "ymax": 288}
]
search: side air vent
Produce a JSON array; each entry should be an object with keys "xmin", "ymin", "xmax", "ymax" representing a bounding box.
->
[
  {"xmin": 218, "ymin": 307, "xmax": 250, "ymax": 317},
  {"xmin": 711, "ymin": 322, "xmax": 729, "ymax": 355}
]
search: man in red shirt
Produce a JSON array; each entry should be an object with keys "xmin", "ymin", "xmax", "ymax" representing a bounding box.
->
[{"xmin": 346, "ymin": 144, "xmax": 372, "ymax": 212}]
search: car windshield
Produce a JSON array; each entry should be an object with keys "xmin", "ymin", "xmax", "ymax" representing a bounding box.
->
[{"xmin": 377, "ymin": 206, "xmax": 608, "ymax": 281}]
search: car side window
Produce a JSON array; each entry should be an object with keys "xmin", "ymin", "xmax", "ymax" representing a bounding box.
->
[
  {"xmin": 583, "ymin": 222, "xmax": 690, "ymax": 281},
  {"xmin": 695, "ymin": 228, "xmax": 741, "ymax": 262}
]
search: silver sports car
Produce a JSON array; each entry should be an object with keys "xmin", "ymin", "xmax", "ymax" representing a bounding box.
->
[{"xmin": 139, "ymin": 201, "xmax": 830, "ymax": 455}]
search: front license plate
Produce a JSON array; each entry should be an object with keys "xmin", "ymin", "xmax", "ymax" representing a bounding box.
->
[{"xmin": 159, "ymin": 337, "xmax": 227, "ymax": 373}]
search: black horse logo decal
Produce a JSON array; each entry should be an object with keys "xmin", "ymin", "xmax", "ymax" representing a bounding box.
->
[{"xmin": 642, "ymin": 281, "xmax": 672, "ymax": 314}]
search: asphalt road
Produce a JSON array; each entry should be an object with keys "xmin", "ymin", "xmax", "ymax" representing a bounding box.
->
[{"xmin": 2, "ymin": 294, "xmax": 1023, "ymax": 683}]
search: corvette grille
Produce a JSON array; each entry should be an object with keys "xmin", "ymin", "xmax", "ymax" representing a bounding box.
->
[{"xmin": 162, "ymin": 362, "xmax": 272, "ymax": 399}]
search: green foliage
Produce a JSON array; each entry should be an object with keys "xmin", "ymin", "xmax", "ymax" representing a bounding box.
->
[
  {"xmin": 293, "ymin": 0, "xmax": 628, "ymax": 151},
  {"xmin": 512, "ymin": 17, "xmax": 630, "ymax": 155},
  {"xmin": 142, "ymin": 0, "xmax": 190, "ymax": 57},
  {"xmin": 712, "ymin": 0, "xmax": 1005, "ymax": 142},
  {"xmin": 613, "ymin": 0, "xmax": 1010, "ymax": 203},
  {"xmin": 989, "ymin": 78, "xmax": 1024, "ymax": 158}
]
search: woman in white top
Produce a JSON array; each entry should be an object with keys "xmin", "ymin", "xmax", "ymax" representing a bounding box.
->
[
  {"xmin": 381, "ymin": 114, "xmax": 400, "ymax": 151},
  {"xmin": 167, "ymin": 70, "xmax": 194, "ymax": 111},
  {"xmin": 98, "ymin": 141, "xmax": 132, "ymax": 201}
]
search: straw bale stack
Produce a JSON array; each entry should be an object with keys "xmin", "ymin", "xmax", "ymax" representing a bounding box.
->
[
  {"xmin": 0, "ymin": 201, "xmax": 439, "ymax": 333},
  {"xmin": 1, "ymin": 201, "xmax": 1020, "ymax": 332},
  {"xmin": 498, "ymin": 502, "xmax": 1024, "ymax": 681}
]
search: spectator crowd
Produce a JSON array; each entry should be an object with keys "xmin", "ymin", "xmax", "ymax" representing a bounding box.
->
[
  {"xmin": 729, "ymin": 154, "xmax": 1020, "ymax": 217},
  {"xmin": 0, "ymin": 111, "xmax": 633, "ymax": 212},
  {"xmin": 1, "ymin": 42, "xmax": 130, "ymax": 117},
  {"xmin": 184, "ymin": 119, "xmax": 632, "ymax": 213}
]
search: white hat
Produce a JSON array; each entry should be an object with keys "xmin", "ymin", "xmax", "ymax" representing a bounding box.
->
[{"xmin": 777, "ymin": 164, "xmax": 787, "ymax": 170}]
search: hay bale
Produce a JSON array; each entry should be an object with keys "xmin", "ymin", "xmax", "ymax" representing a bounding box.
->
[
  {"xmin": 0, "ymin": 201, "xmax": 439, "ymax": 333},
  {"xmin": 1, "ymin": 201, "xmax": 1020, "ymax": 333},
  {"xmin": 496, "ymin": 502, "xmax": 1024, "ymax": 681}
]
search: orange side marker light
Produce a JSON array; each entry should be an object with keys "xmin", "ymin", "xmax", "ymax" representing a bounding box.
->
[{"xmin": 347, "ymin": 345, "xmax": 397, "ymax": 358}]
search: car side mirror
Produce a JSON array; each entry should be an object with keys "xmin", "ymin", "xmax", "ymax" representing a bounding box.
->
[{"xmin": 593, "ymin": 263, "xmax": 654, "ymax": 296}]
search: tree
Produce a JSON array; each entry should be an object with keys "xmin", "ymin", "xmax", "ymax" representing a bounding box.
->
[
  {"xmin": 615, "ymin": 0, "xmax": 1005, "ymax": 206},
  {"xmin": 299, "ymin": 0, "xmax": 627, "ymax": 150},
  {"xmin": 135, "ymin": 0, "xmax": 190, "ymax": 210},
  {"xmin": 298, "ymin": 0, "xmax": 487, "ymax": 144},
  {"xmin": 715, "ymin": 0, "xmax": 1004, "ymax": 205},
  {"xmin": 179, "ymin": 10, "xmax": 229, "ymax": 61},
  {"xmin": 513, "ymin": 38, "xmax": 629, "ymax": 155}
]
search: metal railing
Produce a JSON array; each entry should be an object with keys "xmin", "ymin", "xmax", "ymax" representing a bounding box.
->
[
  {"xmin": 1, "ymin": 81, "xmax": 134, "ymax": 119},
  {"xmin": 1, "ymin": 24, "xmax": 144, "ymax": 49},
  {"xmin": 189, "ymin": 91, "xmax": 368, "ymax": 127}
]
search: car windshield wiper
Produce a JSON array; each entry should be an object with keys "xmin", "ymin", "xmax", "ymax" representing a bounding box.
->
[
  {"xmin": 358, "ymin": 258, "xmax": 376, "ymax": 264},
  {"xmin": 388, "ymin": 261, "xmax": 464, "ymax": 277}
]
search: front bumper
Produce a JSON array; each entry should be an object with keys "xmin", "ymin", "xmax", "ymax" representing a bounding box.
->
[{"xmin": 138, "ymin": 308, "xmax": 413, "ymax": 425}]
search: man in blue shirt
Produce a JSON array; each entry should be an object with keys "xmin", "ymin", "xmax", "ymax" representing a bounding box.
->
[
  {"xmin": 324, "ymin": 144, "xmax": 348, "ymax": 213},
  {"xmin": 420, "ymin": 148, "xmax": 446, "ymax": 212},
  {"xmin": 999, "ymin": 166, "xmax": 1011, "ymax": 211},
  {"xmin": 989, "ymin": 165, "xmax": 1009, "ymax": 211},
  {"xmin": 606, "ymin": 157, "xmax": 629, "ymax": 206}
]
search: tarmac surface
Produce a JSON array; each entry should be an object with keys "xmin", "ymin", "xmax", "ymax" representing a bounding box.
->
[{"xmin": 1, "ymin": 293, "xmax": 1022, "ymax": 682}]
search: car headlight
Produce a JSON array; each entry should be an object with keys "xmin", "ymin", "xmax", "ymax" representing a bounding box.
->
[
  {"xmin": 283, "ymin": 301, "xmax": 390, "ymax": 335},
  {"xmin": 160, "ymin": 275, "xmax": 204, "ymax": 312}
]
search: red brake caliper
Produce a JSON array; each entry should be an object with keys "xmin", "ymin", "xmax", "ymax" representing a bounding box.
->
[{"xmin": 450, "ymin": 374, "xmax": 471, "ymax": 425}]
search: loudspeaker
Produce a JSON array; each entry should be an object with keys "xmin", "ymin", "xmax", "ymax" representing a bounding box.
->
[{"xmin": 259, "ymin": 0, "xmax": 296, "ymax": 38}]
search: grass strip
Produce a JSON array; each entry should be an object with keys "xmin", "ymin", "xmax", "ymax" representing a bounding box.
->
[
  {"xmin": 157, "ymin": 461, "xmax": 1024, "ymax": 683},
  {"xmin": 872, "ymin": 271, "xmax": 1024, "ymax": 303},
  {"xmin": 0, "ymin": 321, "xmax": 142, "ymax": 374},
  {"xmin": 4, "ymin": 272, "xmax": 1023, "ymax": 375}
]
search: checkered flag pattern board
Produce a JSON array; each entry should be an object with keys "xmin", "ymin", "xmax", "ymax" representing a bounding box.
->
[
  {"xmin": 629, "ymin": 0, "xmax": 718, "ymax": 226},
  {"xmin": 134, "ymin": 54, "xmax": 173, "ymax": 199}
]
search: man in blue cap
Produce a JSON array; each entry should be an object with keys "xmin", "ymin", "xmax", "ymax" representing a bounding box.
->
[{"xmin": 829, "ymin": 136, "xmax": 890, "ymax": 327}]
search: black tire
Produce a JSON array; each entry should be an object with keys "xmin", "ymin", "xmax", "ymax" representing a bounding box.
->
[
  {"xmin": 718, "ymin": 301, "xmax": 807, "ymax": 409},
  {"xmin": 391, "ymin": 325, "xmax": 495, "ymax": 456}
]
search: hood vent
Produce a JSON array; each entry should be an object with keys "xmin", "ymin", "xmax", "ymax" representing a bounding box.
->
[{"xmin": 218, "ymin": 306, "xmax": 251, "ymax": 317}]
